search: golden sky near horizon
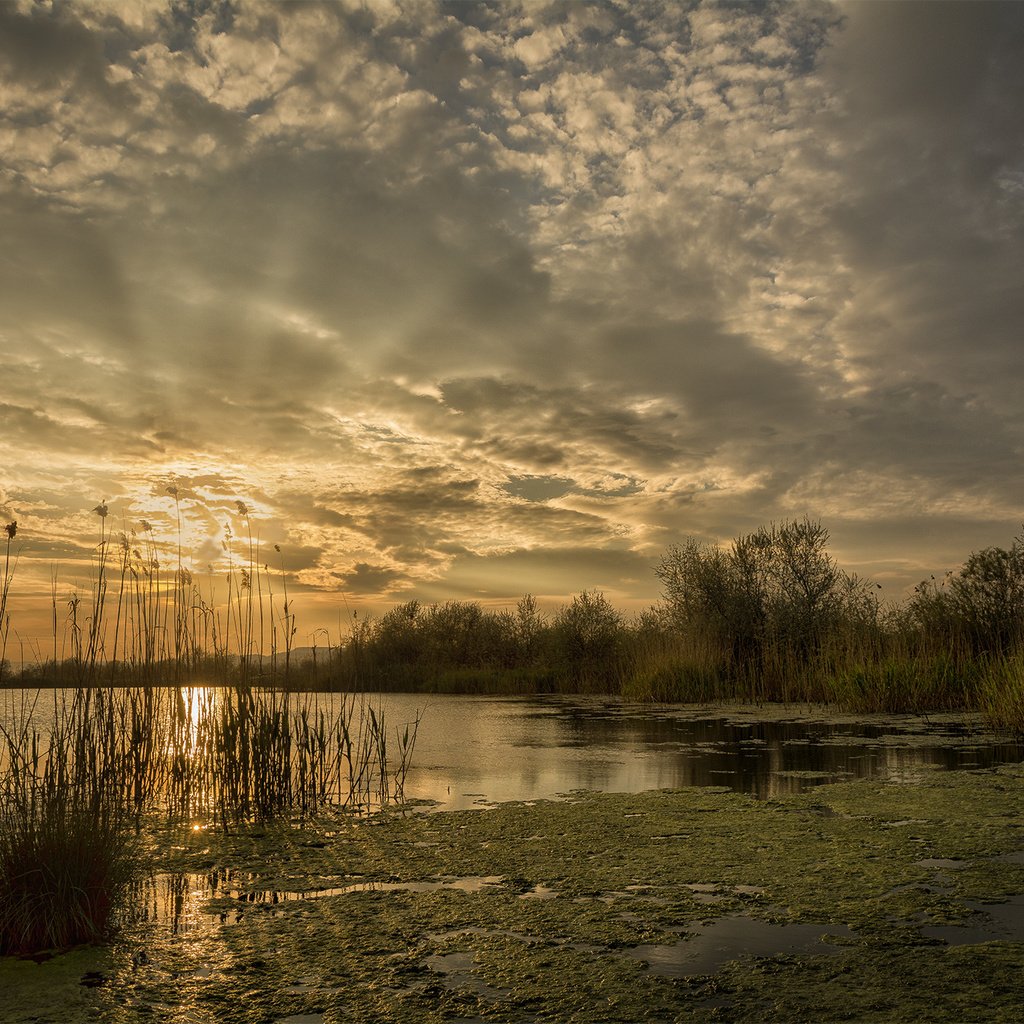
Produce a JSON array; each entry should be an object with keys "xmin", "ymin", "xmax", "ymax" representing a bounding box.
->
[{"xmin": 1, "ymin": 0, "xmax": 1023, "ymax": 647}]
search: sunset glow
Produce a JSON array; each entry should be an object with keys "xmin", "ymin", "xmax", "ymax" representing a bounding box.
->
[{"xmin": 2, "ymin": 1, "xmax": 1023, "ymax": 649}]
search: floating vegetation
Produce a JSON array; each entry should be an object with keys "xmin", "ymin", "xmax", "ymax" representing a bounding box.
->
[{"xmin": 3, "ymin": 762, "xmax": 1022, "ymax": 1023}]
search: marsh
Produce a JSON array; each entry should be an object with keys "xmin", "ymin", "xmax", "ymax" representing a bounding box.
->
[{"xmin": 3, "ymin": 694, "xmax": 1023, "ymax": 1023}]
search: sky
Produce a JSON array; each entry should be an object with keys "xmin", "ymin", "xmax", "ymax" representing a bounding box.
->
[{"xmin": 2, "ymin": 0, "xmax": 1023, "ymax": 648}]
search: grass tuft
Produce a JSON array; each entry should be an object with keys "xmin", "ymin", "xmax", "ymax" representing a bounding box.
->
[{"xmin": 0, "ymin": 802, "xmax": 137, "ymax": 955}]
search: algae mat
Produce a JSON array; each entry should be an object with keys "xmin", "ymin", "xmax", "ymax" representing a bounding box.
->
[{"xmin": 3, "ymin": 764, "xmax": 1024, "ymax": 1023}]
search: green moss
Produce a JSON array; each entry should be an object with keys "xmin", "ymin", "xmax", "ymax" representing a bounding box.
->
[{"xmin": 5, "ymin": 765, "xmax": 1024, "ymax": 1023}]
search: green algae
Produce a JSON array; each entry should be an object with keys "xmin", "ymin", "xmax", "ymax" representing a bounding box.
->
[{"xmin": 4, "ymin": 764, "xmax": 1024, "ymax": 1023}]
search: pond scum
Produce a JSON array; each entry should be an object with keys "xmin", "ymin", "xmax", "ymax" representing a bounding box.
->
[
  {"xmin": 2, "ymin": 764, "xmax": 1023, "ymax": 1022},
  {"xmin": 0, "ymin": 505, "xmax": 1023, "ymax": 1012}
]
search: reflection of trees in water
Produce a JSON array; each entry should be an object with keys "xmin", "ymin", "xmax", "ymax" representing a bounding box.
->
[
  {"xmin": 551, "ymin": 708, "xmax": 1024, "ymax": 798},
  {"xmin": 131, "ymin": 869, "xmax": 261, "ymax": 933}
]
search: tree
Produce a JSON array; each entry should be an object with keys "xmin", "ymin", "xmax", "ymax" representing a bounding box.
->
[
  {"xmin": 953, "ymin": 541, "xmax": 1024, "ymax": 653},
  {"xmin": 552, "ymin": 591, "xmax": 624, "ymax": 690},
  {"xmin": 656, "ymin": 518, "xmax": 872, "ymax": 672}
]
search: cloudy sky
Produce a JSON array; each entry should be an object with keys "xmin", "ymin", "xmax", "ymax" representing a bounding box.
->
[{"xmin": 2, "ymin": 0, "xmax": 1023, "ymax": 644}]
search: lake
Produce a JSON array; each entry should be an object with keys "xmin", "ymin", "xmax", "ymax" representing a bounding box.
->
[
  {"xmin": 377, "ymin": 693, "xmax": 1024, "ymax": 809},
  {"xmin": 4, "ymin": 688, "xmax": 1022, "ymax": 813}
]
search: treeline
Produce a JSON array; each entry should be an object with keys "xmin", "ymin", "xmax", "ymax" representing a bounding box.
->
[
  {"xmin": 277, "ymin": 518, "xmax": 1024, "ymax": 729},
  {"xmin": 327, "ymin": 591, "xmax": 631, "ymax": 694},
  {"xmin": 4, "ymin": 515, "xmax": 1024, "ymax": 728},
  {"xmin": 649, "ymin": 518, "xmax": 1024, "ymax": 717}
]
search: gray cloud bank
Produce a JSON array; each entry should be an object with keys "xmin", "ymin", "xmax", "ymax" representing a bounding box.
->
[{"xmin": 1, "ymin": 0, "xmax": 1022, "ymax": 630}]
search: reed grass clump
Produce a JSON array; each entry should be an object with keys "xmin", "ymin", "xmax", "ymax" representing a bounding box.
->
[
  {"xmin": 824, "ymin": 654, "xmax": 972, "ymax": 713},
  {"xmin": 0, "ymin": 690, "xmax": 139, "ymax": 954},
  {"xmin": 979, "ymin": 654, "xmax": 1024, "ymax": 733},
  {"xmin": 0, "ymin": 798, "xmax": 137, "ymax": 955},
  {"xmin": 622, "ymin": 657, "xmax": 726, "ymax": 704},
  {"xmin": 0, "ymin": 682, "xmax": 420, "ymax": 955},
  {"xmin": 171, "ymin": 686, "xmax": 416, "ymax": 825},
  {"xmin": 0, "ymin": 507, "xmax": 425, "ymax": 955}
]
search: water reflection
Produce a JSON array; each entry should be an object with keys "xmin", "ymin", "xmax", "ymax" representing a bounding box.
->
[
  {"xmin": 4, "ymin": 689, "xmax": 1021, "ymax": 812},
  {"xmin": 626, "ymin": 916, "xmax": 853, "ymax": 978},
  {"xmin": 130, "ymin": 871, "xmax": 507, "ymax": 932},
  {"xmin": 390, "ymin": 695, "xmax": 1024, "ymax": 809}
]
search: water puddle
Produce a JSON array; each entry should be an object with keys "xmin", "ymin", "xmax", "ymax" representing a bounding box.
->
[
  {"xmin": 131, "ymin": 871, "xmax": 505, "ymax": 932},
  {"xmin": 520, "ymin": 883, "xmax": 558, "ymax": 900},
  {"xmin": 419, "ymin": 927, "xmax": 583, "ymax": 1000},
  {"xmin": 921, "ymin": 895, "xmax": 1024, "ymax": 945},
  {"xmin": 421, "ymin": 951, "xmax": 511, "ymax": 1000},
  {"xmin": 625, "ymin": 915, "xmax": 853, "ymax": 977},
  {"xmin": 423, "ymin": 916, "xmax": 853, "ymax": 988}
]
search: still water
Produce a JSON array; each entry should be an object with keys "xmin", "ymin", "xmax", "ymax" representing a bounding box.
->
[
  {"xmin": 384, "ymin": 694, "xmax": 1024, "ymax": 810},
  {"xmin": 4, "ymin": 689, "xmax": 1022, "ymax": 811}
]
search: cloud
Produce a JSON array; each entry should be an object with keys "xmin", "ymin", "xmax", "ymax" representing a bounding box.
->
[
  {"xmin": 502, "ymin": 475, "xmax": 575, "ymax": 503},
  {"xmin": 335, "ymin": 561, "xmax": 405, "ymax": 597},
  {"xmin": 2, "ymin": 0, "xmax": 1023, "ymax": 640},
  {"xmin": 416, "ymin": 544, "xmax": 657, "ymax": 605}
]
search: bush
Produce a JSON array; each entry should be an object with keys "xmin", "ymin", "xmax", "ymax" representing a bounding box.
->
[{"xmin": 550, "ymin": 591, "xmax": 625, "ymax": 690}]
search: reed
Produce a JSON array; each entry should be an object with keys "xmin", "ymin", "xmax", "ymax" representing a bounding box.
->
[
  {"xmin": 0, "ymin": 797, "xmax": 137, "ymax": 955},
  {"xmin": 0, "ymin": 689, "xmax": 139, "ymax": 954},
  {"xmin": 0, "ymin": 680, "xmax": 421, "ymax": 953},
  {"xmin": 0, "ymin": 521, "xmax": 16, "ymax": 686},
  {"xmin": 0, "ymin": 505, "xmax": 425, "ymax": 954},
  {"xmin": 979, "ymin": 654, "xmax": 1024, "ymax": 732}
]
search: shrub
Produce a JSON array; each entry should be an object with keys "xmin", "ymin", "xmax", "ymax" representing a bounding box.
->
[
  {"xmin": 551, "ymin": 591, "xmax": 625, "ymax": 690},
  {"xmin": 656, "ymin": 518, "xmax": 879, "ymax": 682}
]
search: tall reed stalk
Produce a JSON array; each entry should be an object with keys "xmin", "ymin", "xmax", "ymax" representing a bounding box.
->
[
  {"xmin": 0, "ymin": 689, "xmax": 139, "ymax": 954},
  {"xmin": 0, "ymin": 522, "xmax": 16, "ymax": 687}
]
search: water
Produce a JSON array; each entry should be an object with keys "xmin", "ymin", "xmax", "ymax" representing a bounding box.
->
[
  {"xmin": 133, "ymin": 870, "xmax": 507, "ymax": 931},
  {"xmin": 51, "ymin": 690, "xmax": 1014, "ymax": 983},
  {"xmin": 3, "ymin": 689, "xmax": 1022, "ymax": 810},
  {"xmin": 388, "ymin": 694, "xmax": 1024, "ymax": 809},
  {"xmin": 626, "ymin": 917, "xmax": 853, "ymax": 977}
]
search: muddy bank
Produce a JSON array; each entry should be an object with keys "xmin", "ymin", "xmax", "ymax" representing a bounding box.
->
[{"xmin": 3, "ymin": 763, "xmax": 1023, "ymax": 1023}]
